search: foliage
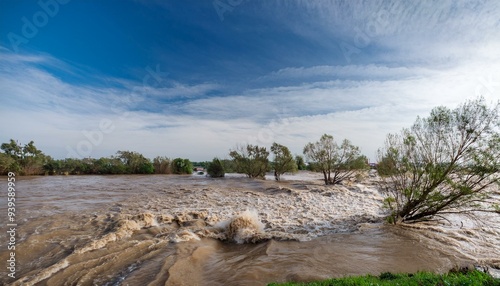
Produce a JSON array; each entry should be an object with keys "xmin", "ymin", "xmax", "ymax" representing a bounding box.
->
[
  {"xmin": 378, "ymin": 97, "xmax": 500, "ymax": 223},
  {"xmin": 153, "ymin": 156, "xmax": 172, "ymax": 174},
  {"xmin": 229, "ymin": 144, "xmax": 269, "ymax": 179},
  {"xmin": 116, "ymin": 151, "xmax": 154, "ymax": 174},
  {"xmin": 268, "ymin": 270, "xmax": 500, "ymax": 286},
  {"xmin": 207, "ymin": 157, "xmax": 225, "ymax": 178},
  {"xmin": 0, "ymin": 139, "xmax": 49, "ymax": 175},
  {"xmin": 271, "ymin": 142, "xmax": 297, "ymax": 181},
  {"xmin": 295, "ymin": 155, "xmax": 307, "ymax": 171},
  {"xmin": 303, "ymin": 134, "xmax": 368, "ymax": 185},
  {"xmin": 171, "ymin": 158, "xmax": 193, "ymax": 174},
  {"xmin": 0, "ymin": 140, "xmax": 160, "ymax": 176},
  {"xmin": 220, "ymin": 159, "xmax": 237, "ymax": 173},
  {"xmin": 93, "ymin": 157, "xmax": 126, "ymax": 174},
  {"xmin": 191, "ymin": 161, "xmax": 209, "ymax": 169},
  {"xmin": 42, "ymin": 156, "xmax": 60, "ymax": 175},
  {"xmin": 0, "ymin": 153, "xmax": 20, "ymax": 174}
]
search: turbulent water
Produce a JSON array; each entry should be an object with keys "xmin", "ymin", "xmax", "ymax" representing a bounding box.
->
[{"xmin": 0, "ymin": 173, "xmax": 499, "ymax": 285}]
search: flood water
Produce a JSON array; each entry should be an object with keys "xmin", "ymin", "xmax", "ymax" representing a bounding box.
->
[{"xmin": 0, "ymin": 174, "xmax": 498, "ymax": 285}]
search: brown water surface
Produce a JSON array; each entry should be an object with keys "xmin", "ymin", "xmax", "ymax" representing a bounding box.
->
[{"xmin": 0, "ymin": 175, "xmax": 497, "ymax": 285}]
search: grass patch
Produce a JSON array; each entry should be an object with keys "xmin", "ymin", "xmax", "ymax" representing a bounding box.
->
[{"xmin": 268, "ymin": 270, "xmax": 500, "ymax": 286}]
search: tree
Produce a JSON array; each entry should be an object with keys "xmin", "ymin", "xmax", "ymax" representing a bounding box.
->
[
  {"xmin": 1, "ymin": 139, "xmax": 22, "ymax": 157},
  {"xmin": 207, "ymin": 157, "xmax": 225, "ymax": 178},
  {"xmin": 0, "ymin": 153, "xmax": 19, "ymax": 175},
  {"xmin": 116, "ymin": 151, "xmax": 154, "ymax": 174},
  {"xmin": 229, "ymin": 144, "xmax": 269, "ymax": 179},
  {"xmin": 91, "ymin": 157, "xmax": 125, "ymax": 174},
  {"xmin": 295, "ymin": 155, "xmax": 307, "ymax": 170},
  {"xmin": 171, "ymin": 158, "xmax": 193, "ymax": 174},
  {"xmin": 153, "ymin": 156, "xmax": 172, "ymax": 174},
  {"xmin": 303, "ymin": 134, "xmax": 367, "ymax": 185},
  {"xmin": 21, "ymin": 141, "xmax": 47, "ymax": 175},
  {"xmin": 220, "ymin": 159, "xmax": 236, "ymax": 173},
  {"xmin": 378, "ymin": 97, "xmax": 500, "ymax": 223},
  {"xmin": 1, "ymin": 139, "xmax": 48, "ymax": 175},
  {"xmin": 271, "ymin": 142, "xmax": 297, "ymax": 181},
  {"xmin": 43, "ymin": 156, "xmax": 61, "ymax": 175}
]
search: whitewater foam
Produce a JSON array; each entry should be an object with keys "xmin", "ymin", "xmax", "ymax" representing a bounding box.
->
[{"xmin": 214, "ymin": 209, "xmax": 266, "ymax": 243}]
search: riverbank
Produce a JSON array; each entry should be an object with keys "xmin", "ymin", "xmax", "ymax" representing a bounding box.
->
[{"xmin": 269, "ymin": 270, "xmax": 500, "ymax": 286}]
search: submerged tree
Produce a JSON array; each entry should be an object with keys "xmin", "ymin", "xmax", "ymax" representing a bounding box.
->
[
  {"xmin": 171, "ymin": 158, "xmax": 193, "ymax": 174},
  {"xmin": 378, "ymin": 97, "xmax": 500, "ymax": 223},
  {"xmin": 153, "ymin": 156, "xmax": 172, "ymax": 174},
  {"xmin": 229, "ymin": 144, "xmax": 269, "ymax": 179},
  {"xmin": 295, "ymin": 155, "xmax": 307, "ymax": 171},
  {"xmin": 271, "ymin": 142, "xmax": 297, "ymax": 181},
  {"xmin": 207, "ymin": 157, "xmax": 225, "ymax": 178},
  {"xmin": 303, "ymin": 134, "xmax": 367, "ymax": 185}
]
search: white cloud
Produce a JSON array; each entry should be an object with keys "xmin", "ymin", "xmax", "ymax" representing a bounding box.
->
[
  {"xmin": 259, "ymin": 64, "xmax": 438, "ymax": 82},
  {"xmin": 2, "ymin": 48, "xmax": 499, "ymax": 161},
  {"xmin": 1, "ymin": 0, "xmax": 500, "ymax": 162}
]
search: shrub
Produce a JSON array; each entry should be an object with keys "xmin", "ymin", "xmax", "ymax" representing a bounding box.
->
[
  {"xmin": 171, "ymin": 158, "xmax": 193, "ymax": 174},
  {"xmin": 207, "ymin": 157, "xmax": 225, "ymax": 178}
]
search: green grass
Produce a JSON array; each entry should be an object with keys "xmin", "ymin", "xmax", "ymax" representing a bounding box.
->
[{"xmin": 268, "ymin": 270, "xmax": 500, "ymax": 286}]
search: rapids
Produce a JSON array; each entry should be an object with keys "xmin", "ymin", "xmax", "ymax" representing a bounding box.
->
[{"xmin": 0, "ymin": 173, "xmax": 498, "ymax": 285}]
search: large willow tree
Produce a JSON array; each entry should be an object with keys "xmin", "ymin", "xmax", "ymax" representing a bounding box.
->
[{"xmin": 378, "ymin": 97, "xmax": 500, "ymax": 223}]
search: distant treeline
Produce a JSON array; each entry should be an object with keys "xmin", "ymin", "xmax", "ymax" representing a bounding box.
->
[
  {"xmin": 0, "ymin": 139, "xmax": 308, "ymax": 176},
  {"xmin": 0, "ymin": 139, "xmax": 220, "ymax": 176}
]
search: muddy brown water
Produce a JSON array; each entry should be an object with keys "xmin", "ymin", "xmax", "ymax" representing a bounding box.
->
[{"xmin": 0, "ymin": 175, "xmax": 496, "ymax": 285}]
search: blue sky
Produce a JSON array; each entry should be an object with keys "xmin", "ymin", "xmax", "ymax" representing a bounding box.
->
[{"xmin": 1, "ymin": 0, "xmax": 499, "ymax": 161}]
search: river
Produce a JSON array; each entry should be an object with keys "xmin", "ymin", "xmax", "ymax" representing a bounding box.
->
[{"xmin": 0, "ymin": 174, "xmax": 498, "ymax": 285}]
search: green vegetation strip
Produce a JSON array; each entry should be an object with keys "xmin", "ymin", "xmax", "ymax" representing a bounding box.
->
[{"xmin": 268, "ymin": 271, "xmax": 500, "ymax": 286}]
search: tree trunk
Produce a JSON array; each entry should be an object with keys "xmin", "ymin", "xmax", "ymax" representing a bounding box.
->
[{"xmin": 323, "ymin": 170, "xmax": 328, "ymax": 185}]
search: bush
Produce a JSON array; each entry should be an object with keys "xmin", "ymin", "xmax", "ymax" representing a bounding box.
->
[
  {"xmin": 207, "ymin": 158, "xmax": 225, "ymax": 178},
  {"xmin": 295, "ymin": 155, "xmax": 307, "ymax": 171},
  {"xmin": 153, "ymin": 156, "xmax": 172, "ymax": 174},
  {"xmin": 171, "ymin": 158, "xmax": 193, "ymax": 174},
  {"xmin": 0, "ymin": 153, "xmax": 20, "ymax": 175}
]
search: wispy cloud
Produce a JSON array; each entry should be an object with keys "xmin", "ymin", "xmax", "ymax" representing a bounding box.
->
[
  {"xmin": 1, "ymin": 1, "xmax": 499, "ymax": 161},
  {"xmin": 1, "ymin": 45, "xmax": 499, "ymax": 161}
]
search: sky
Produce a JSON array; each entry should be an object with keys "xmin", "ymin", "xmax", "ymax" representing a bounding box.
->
[{"xmin": 0, "ymin": 0, "xmax": 499, "ymax": 162}]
